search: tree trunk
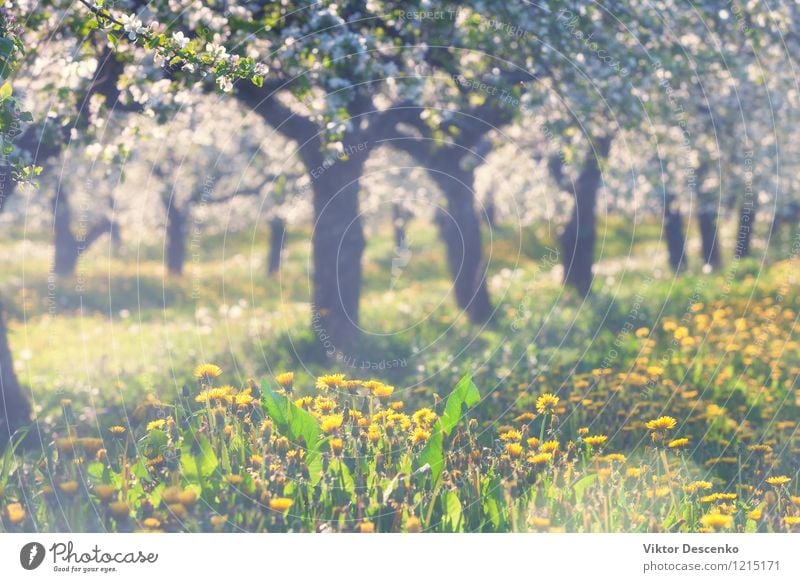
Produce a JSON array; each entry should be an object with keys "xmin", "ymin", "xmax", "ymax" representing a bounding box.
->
[
  {"xmin": 0, "ymin": 300, "xmax": 29, "ymax": 443},
  {"xmin": 53, "ymin": 190, "xmax": 80, "ymax": 277},
  {"xmin": 697, "ymin": 209, "xmax": 721, "ymax": 268},
  {"xmin": 431, "ymin": 166, "xmax": 492, "ymax": 323},
  {"xmin": 311, "ymin": 160, "xmax": 367, "ymax": 352},
  {"xmin": 267, "ymin": 216, "xmax": 285, "ymax": 276},
  {"xmin": 735, "ymin": 197, "xmax": 756, "ymax": 259},
  {"xmin": 166, "ymin": 204, "xmax": 187, "ymax": 276},
  {"xmin": 391, "ymin": 203, "xmax": 406, "ymax": 249},
  {"xmin": 664, "ymin": 193, "xmax": 687, "ymax": 273},
  {"xmin": 560, "ymin": 136, "xmax": 613, "ymax": 295}
]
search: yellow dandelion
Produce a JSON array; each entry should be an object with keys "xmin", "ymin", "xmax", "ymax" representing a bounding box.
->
[
  {"xmin": 535, "ymin": 393, "xmax": 559, "ymax": 415},
  {"xmin": 358, "ymin": 521, "xmax": 376, "ymax": 533},
  {"xmin": 109, "ymin": 426, "xmax": 127, "ymax": 437},
  {"xmin": 370, "ymin": 382, "xmax": 395, "ymax": 399},
  {"xmin": 766, "ymin": 476, "xmax": 791, "ymax": 486},
  {"xmin": 320, "ymin": 414, "xmax": 344, "ymax": 434},
  {"xmin": 667, "ymin": 437, "xmax": 690, "ymax": 449},
  {"xmin": 785, "ymin": 516, "xmax": 800, "ymax": 527},
  {"xmin": 276, "ymin": 372, "xmax": 294, "ymax": 388},
  {"xmin": 412, "ymin": 408, "xmax": 437, "ymax": 427},
  {"xmin": 527, "ymin": 452, "xmax": 553, "ymax": 465},
  {"xmin": 683, "ymin": 480, "xmax": 713, "ymax": 494},
  {"xmin": 142, "ymin": 517, "xmax": 161, "ymax": 529},
  {"xmin": 409, "ymin": 427, "xmax": 431, "ymax": 446},
  {"xmin": 499, "ymin": 429, "xmax": 523, "ymax": 442},
  {"xmin": 539, "ymin": 440, "xmax": 560, "ymax": 454},
  {"xmin": 147, "ymin": 419, "xmax": 166, "ymax": 431},
  {"xmin": 194, "ymin": 363, "xmax": 222, "ymax": 379},
  {"xmin": 529, "ymin": 516, "xmax": 551, "ymax": 531},
  {"xmin": 268, "ymin": 498, "xmax": 293, "ymax": 512},
  {"xmin": 646, "ymin": 416, "xmax": 677, "ymax": 431},
  {"xmin": 316, "ymin": 374, "xmax": 346, "ymax": 391},
  {"xmin": 584, "ymin": 435, "xmax": 608, "ymax": 447},
  {"xmin": 94, "ymin": 485, "xmax": 117, "ymax": 503},
  {"xmin": 329, "ymin": 438, "xmax": 344, "ymax": 455},
  {"xmin": 4, "ymin": 502, "xmax": 25, "ymax": 525},
  {"xmin": 406, "ymin": 516, "xmax": 422, "ymax": 532},
  {"xmin": 700, "ymin": 513, "xmax": 733, "ymax": 529},
  {"xmin": 505, "ymin": 443, "xmax": 523, "ymax": 458}
]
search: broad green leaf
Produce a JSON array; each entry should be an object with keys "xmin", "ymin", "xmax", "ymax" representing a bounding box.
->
[
  {"xmin": 415, "ymin": 425, "xmax": 444, "ymax": 481},
  {"xmin": 440, "ymin": 374, "xmax": 481, "ymax": 436},
  {"xmin": 0, "ymin": 81, "xmax": 12, "ymax": 99},
  {"xmin": 261, "ymin": 380, "xmax": 320, "ymax": 448},
  {"xmin": 441, "ymin": 490, "xmax": 463, "ymax": 531},
  {"xmin": 181, "ymin": 436, "xmax": 218, "ymax": 484},
  {"xmin": 573, "ymin": 474, "xmax": 597, "ymax": 504}
]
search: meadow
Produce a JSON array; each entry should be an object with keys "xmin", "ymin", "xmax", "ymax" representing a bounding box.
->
[{"xmin": 1, "ymin": 217, "xmax": 799, "ymax": 533}]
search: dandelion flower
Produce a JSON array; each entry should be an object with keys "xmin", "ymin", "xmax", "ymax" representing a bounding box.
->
[
  {"xmin": 529, "ymin": 516, "xmax": 550, "ymax": 531},
  {"xmin": 320, "ymin": 414, "xmax": 344, "ymax": 434},
  {"xmin": 109, "ymin": 501, "xmax": 130, "ymax": 520},
  {"xmin": 539, "ymin": 440, "xmax": 560, "ymax": 454},
  {"xmin": 766, "ymin": 476, "xmax": 791, "ymax": 486},
  {"xmin": 584, "ymin": 435, "xmax": 608, "ymax": 447},
  {"xmin": 58, "ymin": 481, "xmax": 80, "ymax": 496},
  {"xmin": 499, "ymin": 429, "xmax": 523, "ymax": 442},
  {"xmin": 667, "ymin": 437, "xmax": 690, "ymax": 449},
  {"xmin": 406, "ymin": 516, "xmax": 422, "ymax": 532},
  {"xmin": 109, "ymin": 426, "xmax": 127, "ymax": 437},
  {"xmin": 276, "ymin": 372, "xmax": 294, "ymax": 389},
  {"xmin": 94, "ymin": 485, "xmax": 117, "ymax": 503},
  {"xmin": 700, "ymin": 513, "xmax": 733, "ymax": 529},
  {"xmin": 4, "ymin": 502, "xmax": 25, "ymax": 525},
  {"xmin": 316, "ymin": 374, "xmax": 346, "ymax": 391},
  {"xmin": 646, "ymin": 416, "xmax": 677, "ymax": 431},
  {"xmin": 505, "ymin": 443, "xmax": 524, "ymax": 458},
  {"xmin": 142, "ymin": 517, "xmax": 161, "ymax": 529},
  {"xmin": 409, "ymin": 427, "xmax": 431, "ymax": 446},
  {"xmin": 194, "ymin": 363, "xmax": 222, "ymax": 379},
  {"xmin": 535, "ymin": 393, "xmax": 559, "ymax": 415},
  {"xmin": 147, "ymin": 419, "xmax": 166, "ymax": 431},
  {"xmin": 269, "ymin": 498, "xmax": 293, "ymax": 512},
  {"xmin": 527, "ymin": 452, "xmax": 553, "ymax": 465},
  {"xmin": 683, "ymin": 480, "xmax": 713, "ymax": 494},
  {"xmin": 359, "ymin": 521, "xmax": 376, "ymax": 533}
]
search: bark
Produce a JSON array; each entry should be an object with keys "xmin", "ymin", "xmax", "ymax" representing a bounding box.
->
[
  {"xmin": 560, "ymin": 136, "xmax": 613, "ymax": 295},
  {"xmin": 697, "ymin": 209, "xmax": 721, "ymax": 269},
  {"xmin": 267, "ymin": 216, "xmax": 286, "ymax": 276},
  {"xmin": 52, "ymin": 189, "xmax": 118, "ymax": 276},
  {"xmin": 391, "ymin": 203, "xmax": 406, "ymax": 249},
  {"xmin": 430, "ymin": 164, "xmax": 492, "ymax": 323},
  {"xmin": 735, "ymin": 197, "xmax": 757, "ymax": 259},
  {"xmin": 664, "ymin": 193, "xmax": 687, "ymax": 273},
  {"xmin": 165, "ymin": 203, "xmax": 187, "ymax": 276},
  {"xmin": 0, "ymin": 300, "xmax": 29, "ymax": 443},
  {"xmin": 310, "ymin": 159, "xmax": 367, "ymax": 351}
]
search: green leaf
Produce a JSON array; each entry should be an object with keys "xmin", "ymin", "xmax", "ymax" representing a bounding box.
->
[
  {"xmin": 573, "ymin": 474, "xmax": 597, "ymax": 504},
  {"xmin": 440, "ymin": 374, "xmax": 481, "ymax": 436},
  {"xmin": 441, "ymin": 490, "xmax": 463, "ymax": 531},
  {"xmin": 181, "ymin": 436, "xmax": 218, "ymax": 484},
  {"xmin": 0, "ymin": 81, "xmax": 12, "ymax": 99},
  {"xmin": 261, "ymin": 380, "xmax": 320, "ymax": 448},
  {"xmin": 415, "ymin": 425, "xmax": 444, "ymax": 481},
  {"xmin": 481, "ymin": 475, "xmax": 505, "ymax": 530}
]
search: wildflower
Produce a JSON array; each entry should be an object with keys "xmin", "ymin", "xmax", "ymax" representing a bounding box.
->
[
  {"xmin": 178, "ymin": 490, "xmax": 198, "ymax": 507},
  {"xmin": 142, "ymin": 517, "xmax": 161, "ymax": 529},
  {"xmin": 370, "ymin": 382, "xmax": 395, "ymax": 399},
  {"xmin": 529, "ymin": 516, "xmax": 550, "ymax": 531},
  {"xmin": 578, "ymin": 427, "xmax": 589, "ymax": 436},
  {"xmin": 316, "ymin": 374, "xmax": 347, "ymax": 391},
  {"xmin": 359, "ymin": 521, "xmax": 375, "ymax": 533},
  {"xmin": 584, "ymin": 435, "xmax": 608, "ymax": 447},
  {"xmin": 626, "ymin": 467, "xmax": 642, "ymax": 478},
  {"xmin": 646, "ymin": 416, "xmax": 677, "ymax": 431},
  {"xmin": 683, "ymin": 481, "xmax": 713, "ymax": 494},
  {"xmin": 700, "ymin": 513, "xmax": 733, "ymax": 529},
  {"xmin": 225, "ymin": 475, "xmax": 244, "ymax": 486},
  {"xmin": 747, "ymin": 508, "xmax": 762, "ymax": 521},
  {"xmin": 635, "ymin": 327, "xmax": 650, "ymax": 338},
  {"xmin": 535, "ymin": 393, "xmax": 559, "ymax": 415},
  {"xmin": 515, "ymin": 412, "xmax": 535, "ymax": 422},
  {"xmin": 406, "ymin": 516, "xmax": 422, "ymax": 532},
  {"xmin": 329, "ymin": 438, "xmax": 344, "ymax": 455},
  {"xmin": 412, "ymin": 408, "xmax": 437, "ymax": 427},
  {"xmin": 527, "ymin": 452, "xmax": 553, "ymax": 465},
  {"xmin": 216, "ymin": 76, "xmax": 233, "ymax": 93},
  {"xmin": 366, "ymin": 424, "xmax": 381, "ymax": 443},
  {"xmin": 4, "ymin": 502, "xmax": 25, "ymax": 525},
  {"xmin": 600, "ymin": 453, "xmax": 626, "ymax": 463},
  {"xmin": 785, "ymin": 516, "xmax": 800, "ymax": 527},
  {"xmin": 539, "ymin": 440, "xmax": 560, "ymax": 454},
  {"xmin": 276, "ymin": 372, "xmax": 294, "ymax": 389},
  {"xmin": 766, "ymin": 476, "xmax": 791, "ymax": 486},
  {"xmin": 526, "ymin": 437, "xmax": 540, "ymax": 449},
  {"xmin": 320, "ymin": 414, "xmax": 344, "ymax": 434},
  {"xmin": 194, "ymin": 363, "xmax": 222, "ymax": 379},
  {"xmin": 409, "ymin": 427, "xmax": 431, "ymax": 446},
  {"xmin": 109, "ymin": 426, "xmax": 127, "ymax": 437},
  {"xmin": 505, "ymin": 443, "xmax": 523, "ymax": 458},
  {"xmin": 499, "ymin": 429, "xmax": 523, "ymax": 442},
  {"xmin": 269, "ymin": 498, "xmax": 293, "ymax": 512},
  {"xmin": 147, "ymin": 419, "xmax": 166, "ymax": 431},
  {"xmin": 667, "ymin": 438, "xmax": 690, "ymax": 449}
]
